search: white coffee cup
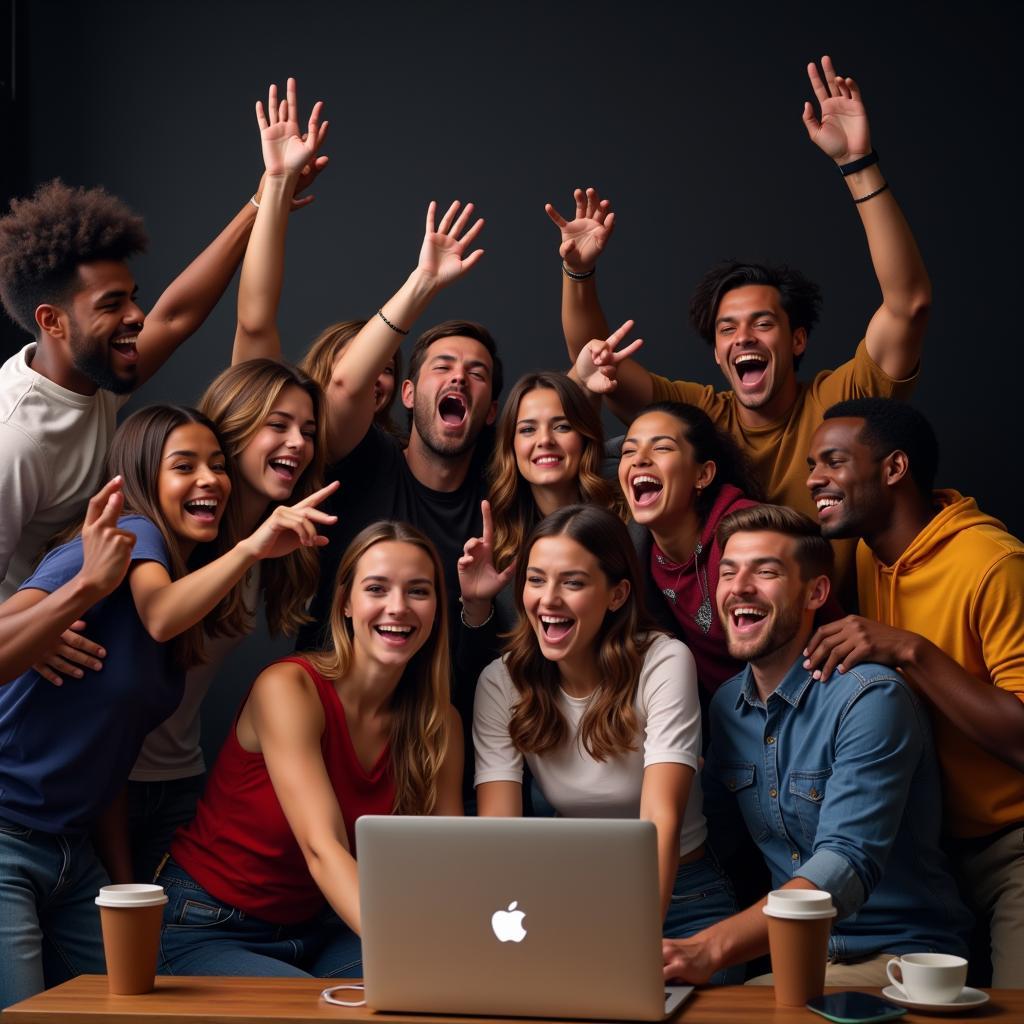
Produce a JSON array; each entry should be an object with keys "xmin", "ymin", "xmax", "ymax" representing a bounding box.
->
[{"xmin": 885, "ymin": 953, "xmax": 968, "ymax": 1004}]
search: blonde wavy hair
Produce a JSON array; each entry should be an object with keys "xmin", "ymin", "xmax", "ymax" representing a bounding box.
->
[
  {"xmin": 489, "ymin": 374, "xmax": 622, "ymax": 574},
  {"xmin": 504, "ymin": 505, "xmax": 655, "ymax": 762},
  {"xmin": 199, "ymin": 359, "xmax": 326, "ymax": 636},
  {"xmin": 304, "ymin": 521, "xmax": 452, "ymax": 814}
]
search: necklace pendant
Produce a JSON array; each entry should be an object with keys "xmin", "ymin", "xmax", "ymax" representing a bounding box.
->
[
  {"xmin": 662, "ymin": 587, "xmax": 677, "ymax": 605},
  {"xmin": 693, "ymin": 596, "xmax": 713, "ymax": 634}
]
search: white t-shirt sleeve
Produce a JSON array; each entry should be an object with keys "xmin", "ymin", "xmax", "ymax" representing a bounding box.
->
[
  {"xmin": 0, "ymin": 423, "xmax": 46, "ymax": 587},
  {"xmin": 472, "ymin": 658, "xmax": 524, "ymax": 787},
  {"xmin": 640, "ymin": 635, "xmax": 702, "ymax": 771}
]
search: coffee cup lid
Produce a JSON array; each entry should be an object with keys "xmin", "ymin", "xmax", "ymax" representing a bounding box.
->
[
  {"xmin": 762, "ymin": 888, "xmax": 837, "ymax": 920},
  {"xmin": 95, "ymin": 883, "xmax": 168, "ymax": 908}
]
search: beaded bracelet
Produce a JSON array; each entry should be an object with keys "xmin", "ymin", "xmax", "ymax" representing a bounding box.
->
[
  {"xmin": 377, "ymin": 308, "xmax": 409, "ymax": 336},
  {"xmin": 459, "ymin": 599, "xmax": 495, "ymax": 629},
  {"xmin": 562, "ymin": 263, "xmax": 596, "ymax": 281}
]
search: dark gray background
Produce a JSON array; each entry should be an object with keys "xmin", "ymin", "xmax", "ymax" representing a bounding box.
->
[{"xmin": 4, "ymin": 0, "xmax": 1017, "ymax": 756}]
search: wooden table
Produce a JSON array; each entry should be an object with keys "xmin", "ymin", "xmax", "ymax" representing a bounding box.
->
[{"xmin": 2, "ymin": 976, "xmax": 1016, "ymax": 1023}]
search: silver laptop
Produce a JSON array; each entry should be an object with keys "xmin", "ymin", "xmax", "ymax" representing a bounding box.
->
[{"xmin": 356, "ymin": 816, "xmax": 693, "ymax": 1020}]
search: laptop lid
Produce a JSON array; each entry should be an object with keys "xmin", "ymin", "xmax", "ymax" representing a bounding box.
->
[{"xmin": 357, "ymin": 816, "xmax": 692, "ymax": 1021}]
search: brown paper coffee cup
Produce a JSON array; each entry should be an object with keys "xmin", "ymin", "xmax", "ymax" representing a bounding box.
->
[
  {"xmin": 763, "ymin": 889, "xmax": 835, "ymax": 1007},
  {"xmin": 96, "ymin": 884, "xmax": 168, "ymax": 995}
]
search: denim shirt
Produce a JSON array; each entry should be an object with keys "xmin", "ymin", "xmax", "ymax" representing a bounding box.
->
[{"xmin": 704, "ymin": 657, "xmax": 971, "ymax": 961}]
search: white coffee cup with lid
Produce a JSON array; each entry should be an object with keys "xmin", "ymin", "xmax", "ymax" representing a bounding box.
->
[
  {"xmin": 885, "ymin": 953, "xmax": 968, "ymax": 1004},
  {"xmin": 762, "ymin": 889, "xmax": 837, "ymax": 920}
]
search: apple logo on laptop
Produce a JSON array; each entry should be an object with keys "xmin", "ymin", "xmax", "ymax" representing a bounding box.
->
[{"xmin": 491, "ymin": 901, "xmax": 527, "ymax": 943}]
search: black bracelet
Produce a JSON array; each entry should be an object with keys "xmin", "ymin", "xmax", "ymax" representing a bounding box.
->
[
  {"xmin": 562, "ymin": 262, "xmax": 596, "ymax": 281},
  {"xmin": 853, "ymin": 183, "xmax": 889, "ymax": 205},
  {"xmin": 376, "ymin": 308, "xmax": 409, "ymax": 336},
  {"xmin": 839, "ymin": 150, "xmax": 879, "ymax": 176}
]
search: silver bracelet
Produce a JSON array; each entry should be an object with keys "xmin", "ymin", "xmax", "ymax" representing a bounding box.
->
[
  {"xmin": 459, "ymin": 599, "xmax": 495, "ymax": 629},
  {"xmin": 249, "ymin": 194, "xmax": 260, "ymax": 209}
]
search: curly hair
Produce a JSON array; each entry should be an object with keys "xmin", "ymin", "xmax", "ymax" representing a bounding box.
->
[{"xmin": 0, "ymin": 180, "xmax": 147, "ymax": 334}]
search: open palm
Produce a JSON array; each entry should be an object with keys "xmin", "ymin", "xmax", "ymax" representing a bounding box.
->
[
  {"xmin": 545, "ymin": 187, "xmax": 615, "ymax": 272},
  {"xmin": 418, "ymin": 200, "xmax": 485, "ymax": 288},
  {"xmin": 257, "ymin": 78, "xmax": 327, "ymax": 178},
  {"xmin": 803, "ymin": 56, "xmax": 871, "ymax": 163}
]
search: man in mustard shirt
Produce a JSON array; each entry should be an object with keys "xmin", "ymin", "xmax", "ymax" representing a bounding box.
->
[
  {"xmin": 558, "ymin": 56, "xmax": 927, "ymax": 601},
  {"xmin": 804, "ymin": 397, "xmax": 1024, "ymax": 987}
]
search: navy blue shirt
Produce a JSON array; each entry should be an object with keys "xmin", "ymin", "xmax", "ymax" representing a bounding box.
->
[
  {"xmin": 0, "ymin": 515, "xmax": 183, "ymax": 834},
  {"xmin": 704, "ymin": 657, "xmax": 971, "ymax": 960}
]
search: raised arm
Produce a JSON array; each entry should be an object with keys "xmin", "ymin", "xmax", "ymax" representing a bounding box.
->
[
  {"xmin": 324, "ymin": 199, "xmax": 485, "ymax": 462},
  {"xmin": 547, "ymin": 189, "xmax": 654, "ymax": 421},
  {"xmin": 0, "ymin": 478, "xmax": 135, "ymax": 685},
  {"xmin": 802, "ymin": 56, "xmax": 930, "ymax": 380},
  {"xmin": 233, "ymin": 78, "xmax": 328, "ymax": 365}
]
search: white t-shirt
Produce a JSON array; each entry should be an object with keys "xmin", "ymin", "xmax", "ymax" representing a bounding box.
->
[
  {"xmin": 473, "ymin": 632, "xmax": 707, "ymax": 856},
  {"xmin": 130, "ymin": 568, "xmax": 261, "ymax": 781},
  {"xmin": 0, "ymin": 343, "xmax": 127, "ymax": 601}
]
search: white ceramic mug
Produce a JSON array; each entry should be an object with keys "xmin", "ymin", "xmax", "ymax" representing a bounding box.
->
[{"xmin": 885, "ymin": 953, "xmax": 968, "ymax": 1003}]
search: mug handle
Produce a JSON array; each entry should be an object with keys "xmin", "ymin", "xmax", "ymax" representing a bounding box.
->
[{"xmin": 886, "ymin": 958, "xmax": 908, "ymax": 997}]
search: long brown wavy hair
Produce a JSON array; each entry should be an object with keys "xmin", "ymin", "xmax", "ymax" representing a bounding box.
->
[
  {"xmin": 102, "ymin": 405, "xmax": 248, "ymax": 668},
  {"xmin": 504, "ymin": 505, "xmax": 656, "ymax": 762},
  {"xmin": 199, "ymin": 359, "xmax": 326, "ymax": 637},
  {"xmin": 300, "ymin": 319, "xmax": 403, "ymax": 439},
  {"xmin": 304, "ymin": 521, "xmax": 452, "ymax": 814},
  {"xmin": 489, "ymin": 373, "xmax": 622, "ymax": 574}
]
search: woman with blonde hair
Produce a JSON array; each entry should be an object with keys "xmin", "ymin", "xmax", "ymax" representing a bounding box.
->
[{"xmin": 158, "ymin": 521, "xmax": 463, "ymax": 979}]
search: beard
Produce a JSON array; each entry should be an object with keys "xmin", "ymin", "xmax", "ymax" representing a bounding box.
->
[
  {"xmin": 69, "ymin": 319, "xmax": 135, "ymax": 395},
  {"xmin": 724, "ymin": 598, "xmax": 804, "ymax": 664}
]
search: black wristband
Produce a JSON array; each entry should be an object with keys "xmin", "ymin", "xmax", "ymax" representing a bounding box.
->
[{"xmin": 839, "ymin": 150, "xmax": 879, "ymax": 176}]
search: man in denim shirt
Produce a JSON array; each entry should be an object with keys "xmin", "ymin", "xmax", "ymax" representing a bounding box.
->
[{"xmin": 663, "ymin": 505, "xmax": 970, "ymax": 986}]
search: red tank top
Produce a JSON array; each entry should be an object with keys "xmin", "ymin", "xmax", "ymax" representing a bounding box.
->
[{"xmin": 171, "ymin": 656, "xmax": 395, "ymax": 924}]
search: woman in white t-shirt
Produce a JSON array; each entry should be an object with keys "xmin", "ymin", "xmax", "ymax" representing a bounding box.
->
[{"xmin": 472, "ymin": 504, "xmax": 739, "ymax": 960}]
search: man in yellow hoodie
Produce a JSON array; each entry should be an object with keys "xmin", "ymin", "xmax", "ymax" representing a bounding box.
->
[{"xmin": 802, "ymin": 397, "xmax": 1024, "ymax": 988}]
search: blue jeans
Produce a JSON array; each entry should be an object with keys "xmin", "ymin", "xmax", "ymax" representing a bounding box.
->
[
  {"xmin": 127, "ymin": 774, "xmax": 206, "ymax": 883},
  {"xmin": 0, "ymin": 818, "xmax": 108, "ymax": 1010},
  {"xmin": 157, "ymin": 860, "xmax": 362, "ymax": 978},
  {"xmin": 663, "ymin": 850, "xmax": 744, "ymax": 985}
]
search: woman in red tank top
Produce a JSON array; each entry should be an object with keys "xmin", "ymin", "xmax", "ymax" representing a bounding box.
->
[{"xmin": 158, "ymin": 521, "xmax": 464, "ymax": 979}]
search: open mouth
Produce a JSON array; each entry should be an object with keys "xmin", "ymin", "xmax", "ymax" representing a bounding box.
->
[
  {"xmin": 374, "ymin": 624, "xmax": 415, "ymax": 645},
  {"xmin": 438, "ymin": 392, "xmax": 467, "ymax": 427},
  {"xmin": 733, "ymin": 353, "xmax": 768, "ymax": 389},
  {"xmin": 110, "ymin": 334, "xmax": 140, "ymax": 365},
  {"xmin": 539, "ymin": 614, "xmax": 575, "ymax": 642},
  {"xmin": 729, "ymin": 605, "xmax": 768, "ymax": 634},
  {"xmin": 183, "ymin": 497, "xmax": 219, "ymax": 524},
  {"xmin": 631, "ymin": 474, "xmax": 663, "ymax": 507},
  {"xmin": 814, "ymin": 493, "xmax": 844, "ymax": 520},
  {"xmin": 268, "ymin": 455, "xmax": 300, "ymax": 481}
]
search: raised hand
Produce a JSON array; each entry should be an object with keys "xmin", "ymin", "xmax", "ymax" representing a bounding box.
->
[
  {"xmin": 545, "ymin": 187, "xmax": 616, "ymax": 273},
  {"xmin": 802, "ymin": 55, "xmax": 871, "ymax": 164},
  {"xmin": 573, "ymin": 319, "xmax": 644, "ymax": 394},
  {"xmin": 32, "ymin": 477, "xmax": 135, "ymax": 686},
  {"xmin": 256, "ymin": 77, "xmax": 328, "ymax": 181},
  {"xmin": 417, "ymin": 200, "xmax": 486, "ymax": 289},
  {"xmin": 458, "ymin": 501, "xmax": 516, "ymax": 616},
  {"xmin": 241, "ymin": 481, "xmax": 339, "ymax": 562}
]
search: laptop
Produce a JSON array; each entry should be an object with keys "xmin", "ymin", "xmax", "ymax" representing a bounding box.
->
[{"xmin": 356, "ymin": 816, "xmax": 694, "ymax": 1020}]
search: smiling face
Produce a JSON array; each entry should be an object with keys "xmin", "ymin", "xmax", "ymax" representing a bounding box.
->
[
  {"xmin": 717, "ymin": 530, "xmax": 820, "ymax": 664},
  {"xmin": 713, "ymin": 285, "xmax": 805, "ymax": 413},
  {"xmin": 64, "ymin": 260, "xmax": 146, "ymax": 394},
  {"xmin": 344, "ymin": 540, "xmax": 438, "ymax": 669},
  {"xmin": 522, "ymin": 534, "xmax": 629, "ymax": 675},
  {"xmin": 513, "ymin": 387, "xmax": 584, "ymax": 492},
  {"xmin": 619, "ymin": 411, "xmax": 715, "ymax": 532},
  {"xmin": 403, "ymin": 336, "xmax": 497, "ymax": 458},
  {"xmin": 806, "ymin": 418, "xmax": 890, "ymax": 540},
  {"xmin": 157, "ymin": 422, "xmax": 231, "ymax": 549},
  {"xmin": 236, "ymin": 385, "xmax": 317, "ymax": 505},
  {"xmin": 374, "ymin": 356, "xmax": 397, "ymax": 415}
]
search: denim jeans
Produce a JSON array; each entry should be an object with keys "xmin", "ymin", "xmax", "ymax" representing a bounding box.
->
[
  {"xmin": 664, "ymin": 850, "xmax": 744, "ymax": 985},
  {"xmin": 0, "ymin": 818, "xmax": 108, "ymax": 1010},
  {"xmin": 157, "ymin": 860, "xmax": 362, "ymax": 978},
  {"xmin": 127, "ymin": 774, "xmax": 206, "ymax": 883}
]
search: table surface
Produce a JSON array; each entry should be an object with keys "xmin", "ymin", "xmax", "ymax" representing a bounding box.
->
[{"xmin": 2, "ymin": 977, "xmax": 1017, "ymax": 1024}]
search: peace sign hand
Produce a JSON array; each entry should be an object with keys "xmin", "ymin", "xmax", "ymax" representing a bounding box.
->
[
  {"xmin": 574, "ymin": 319, "xmax": 644, "ymax": 395},
  {"xmin": 802, "ymin": 55, "xmax": 871, "ymax": 165},
  {"xmin": 458, "ymin": 500, "xmax": 515, "ymax": 621},
  {"xmin": 241, "ymin": 480, "xmax": 340, "ymax": 562},
  {"xmin": 256, "ymin": 77, "xmax": 328, "ymax": 180},
  {"xmin": 417, "ymin": 200, "xmax": 486, "ymax": 289},
  {"xmin": 545, "ymin": 187, "xmax": 616, "ymax": 274}
]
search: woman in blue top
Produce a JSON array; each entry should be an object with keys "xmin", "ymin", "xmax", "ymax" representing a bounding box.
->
[{"xmin": 0, "ymin": 404, "xmax": 336, "ymax": 1010}]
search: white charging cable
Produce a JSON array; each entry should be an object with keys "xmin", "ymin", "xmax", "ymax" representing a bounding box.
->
[{"xmin": 321, "ymin": 983, "xmax": 366, "ymax": 1007}]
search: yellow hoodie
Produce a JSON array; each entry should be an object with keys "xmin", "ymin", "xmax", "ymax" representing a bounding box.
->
[{"xmin": 857, "ymin": 490, "xmax": 1024, "ymax": 838}]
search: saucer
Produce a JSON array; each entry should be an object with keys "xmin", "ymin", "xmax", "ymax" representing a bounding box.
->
[{"xmin": 881, "ymin": 985, "xmax": 990, "ymax": 1013}]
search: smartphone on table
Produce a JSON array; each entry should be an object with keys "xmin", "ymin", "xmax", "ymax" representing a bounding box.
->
[{"xmin": 806, "ymin": 992, "xmax": 907, "ymax": 1023}]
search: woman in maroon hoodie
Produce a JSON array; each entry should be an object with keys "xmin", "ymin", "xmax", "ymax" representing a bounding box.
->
[{"xmin": 621, "ymin": 403, "xmax": 762, "ymax": 699}]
